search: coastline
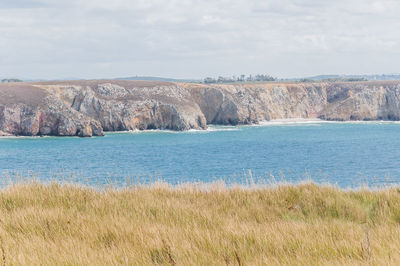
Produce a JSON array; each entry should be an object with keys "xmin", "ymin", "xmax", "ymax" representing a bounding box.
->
[
  {"xmin": 106, "ymin": 118, "xmax": 400, "ymax": 135},
  {"xmin": 258, "ymin": 118, "xmax": 400, "ymax": 126},
  {"xmin": 2, "ymin": 80, "xmax": 400, "ymax": 137},
  {"xmin": 2, "ymin": 118, "xmax": 400, "ymax": 138}
]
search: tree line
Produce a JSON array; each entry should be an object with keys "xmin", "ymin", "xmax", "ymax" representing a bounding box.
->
[
  {"xmin": 203, "ymin": 74, "xmax": 276, "ymax": 84},
  {"xmin": 1, "ymin": 78, "xmax": 23, "ymax": 83}
]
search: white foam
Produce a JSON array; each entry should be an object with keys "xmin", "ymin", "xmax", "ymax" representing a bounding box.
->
[
  {"xmin": 107, "ymin": 129, "xmax": 178, "ymax": 134},
  {"xmin": 5, "ymin": 119, "xmax": 398, "ymax": 139},
  {"xmin": 256, "ymin": 118, "xmax": 400, "ymax": 126},
  {"xmin": 106, "ymin": 126, "xmax": 240, "ymax": 135},
  {"xmin": 0, "ymin": 135, "xmax": 49, "ymax": 139},
  {"xmin": 205, "ymin": 126, "xmax": 240, "ymax": 132},
  {"xmin": 104, "ymin": 119, "xmax": 400, "ymax": 136},
  {"xmin": 258, "ymin": 118, "xmax": 326, "ymax": 126}
]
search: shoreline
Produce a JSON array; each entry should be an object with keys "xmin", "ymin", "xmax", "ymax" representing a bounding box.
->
[
  {"xmin": 258, "ymin": 118, "xmax": 400, "ymax": 125},
  {"xmin": 90, "ymin": 118, "xmax": 400, "ymax": 135},
  {"xmin": 2, "ymin": 118, "xmax": 400, "ymax": 138},
  {"xmin": 2, "ymin": 80, "xmax": 400, "ymax": 138}
]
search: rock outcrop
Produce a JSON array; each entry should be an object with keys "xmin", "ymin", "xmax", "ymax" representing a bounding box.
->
[{"xmin": 1, "ymin": 80, "xmax": 400, "ymax": 137}]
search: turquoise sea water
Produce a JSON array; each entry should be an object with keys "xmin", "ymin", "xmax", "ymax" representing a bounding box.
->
[{"xmin": 0, "ymin": 122, "xmax": 400, "ymax": 188}]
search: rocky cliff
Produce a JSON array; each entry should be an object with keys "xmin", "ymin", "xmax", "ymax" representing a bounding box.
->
[{"xmin": 1, "ymin": 80, "xmax": 400, "ymax": 137}]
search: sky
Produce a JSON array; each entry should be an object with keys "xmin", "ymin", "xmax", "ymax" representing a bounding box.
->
[{"xmin": 0, "ymin": 0, "xmax": 399, "ymax": 80}]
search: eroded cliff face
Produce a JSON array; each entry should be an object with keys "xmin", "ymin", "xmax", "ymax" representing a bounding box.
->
[
  {"xmin": 319, "ymin": 83, "xmax": 400, "ymax": 120},
  {"xmin": 1, "ymin": 80, "xmax": 400, "ymax": 137},
  {"xmin": 190, "ymin": 83, "xmax": 327, "ymax": 124}
]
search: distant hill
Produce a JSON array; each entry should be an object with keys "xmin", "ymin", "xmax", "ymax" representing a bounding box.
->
[
  {"xmin": 4, "ymin": 74, "xmax": 400, "ymax": 84},
  {"xmin": 115, "ymin": 76, "xmax": 201, "ymax": 83},
  {"xmin": 117, "ymin": 74, "xmax": 400, "ymax": 83},
  {"xmin": 297, "ymin": 74, "xmax": 400, "ymax": 82}
]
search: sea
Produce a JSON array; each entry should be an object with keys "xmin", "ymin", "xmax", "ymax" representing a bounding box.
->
[{"xmin": 1, "ymin": 120, "xmax": 400, "ymax": 188}]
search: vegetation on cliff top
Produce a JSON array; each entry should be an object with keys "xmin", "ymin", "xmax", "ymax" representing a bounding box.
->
[
  {"xmin": 1, "ymin": 78, "xmax": 23, "ymax": 83},
  {"xmin": 0, "ymin": 182, "xmax": 399, "ymax": 264},
  {"xmin": 203, "ymin": 74, "xmax": 277, "ymax": 84}
]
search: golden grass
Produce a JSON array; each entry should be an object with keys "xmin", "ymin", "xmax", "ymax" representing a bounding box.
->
[{"xmin": 0, "ymin": 182, "xmax": 400, "ymax": 265}]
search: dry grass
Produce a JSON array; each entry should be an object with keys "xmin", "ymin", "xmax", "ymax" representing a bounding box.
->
[{"xmin": 0, "ymin": 182, "xmax": 400, "ymax": 265}]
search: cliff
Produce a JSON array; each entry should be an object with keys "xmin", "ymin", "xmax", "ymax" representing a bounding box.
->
[{"xmin": 1, "ymin": 80, "xmax": 400, "ymax": 137}]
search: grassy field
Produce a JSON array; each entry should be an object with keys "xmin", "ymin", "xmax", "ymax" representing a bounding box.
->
[{"xmin": 0, "ymin": 182, "xmax": 399, "ymax": 265}]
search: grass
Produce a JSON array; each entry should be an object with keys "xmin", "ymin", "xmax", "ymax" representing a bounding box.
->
[{"xmin": 0, "ymin": 182, "xmax": 400, "ymax": 265}]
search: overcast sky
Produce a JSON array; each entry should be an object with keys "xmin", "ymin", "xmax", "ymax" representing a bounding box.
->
[{"xmin": 1, "ymin": 0, "xmax": 399, "ymax": 79}]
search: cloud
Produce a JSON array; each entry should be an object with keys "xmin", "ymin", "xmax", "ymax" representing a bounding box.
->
[{"xmin": 0, "ymin": 0, "xmax": 399, "ymax": 79}]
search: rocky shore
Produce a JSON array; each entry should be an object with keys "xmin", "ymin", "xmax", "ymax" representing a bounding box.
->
[{"xmin": 1, "ymin": 80, "xmax": 400, "ymax": 137}]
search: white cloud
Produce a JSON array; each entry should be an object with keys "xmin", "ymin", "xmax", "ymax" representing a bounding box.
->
[{"xmin": 0, "ymin": 0, "xmax": 399, "ymax": 79}]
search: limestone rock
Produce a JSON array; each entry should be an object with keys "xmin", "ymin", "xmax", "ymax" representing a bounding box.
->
[{"xmin": 1, "ymin": 80, "xmax": 400, "ymax": 137}]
